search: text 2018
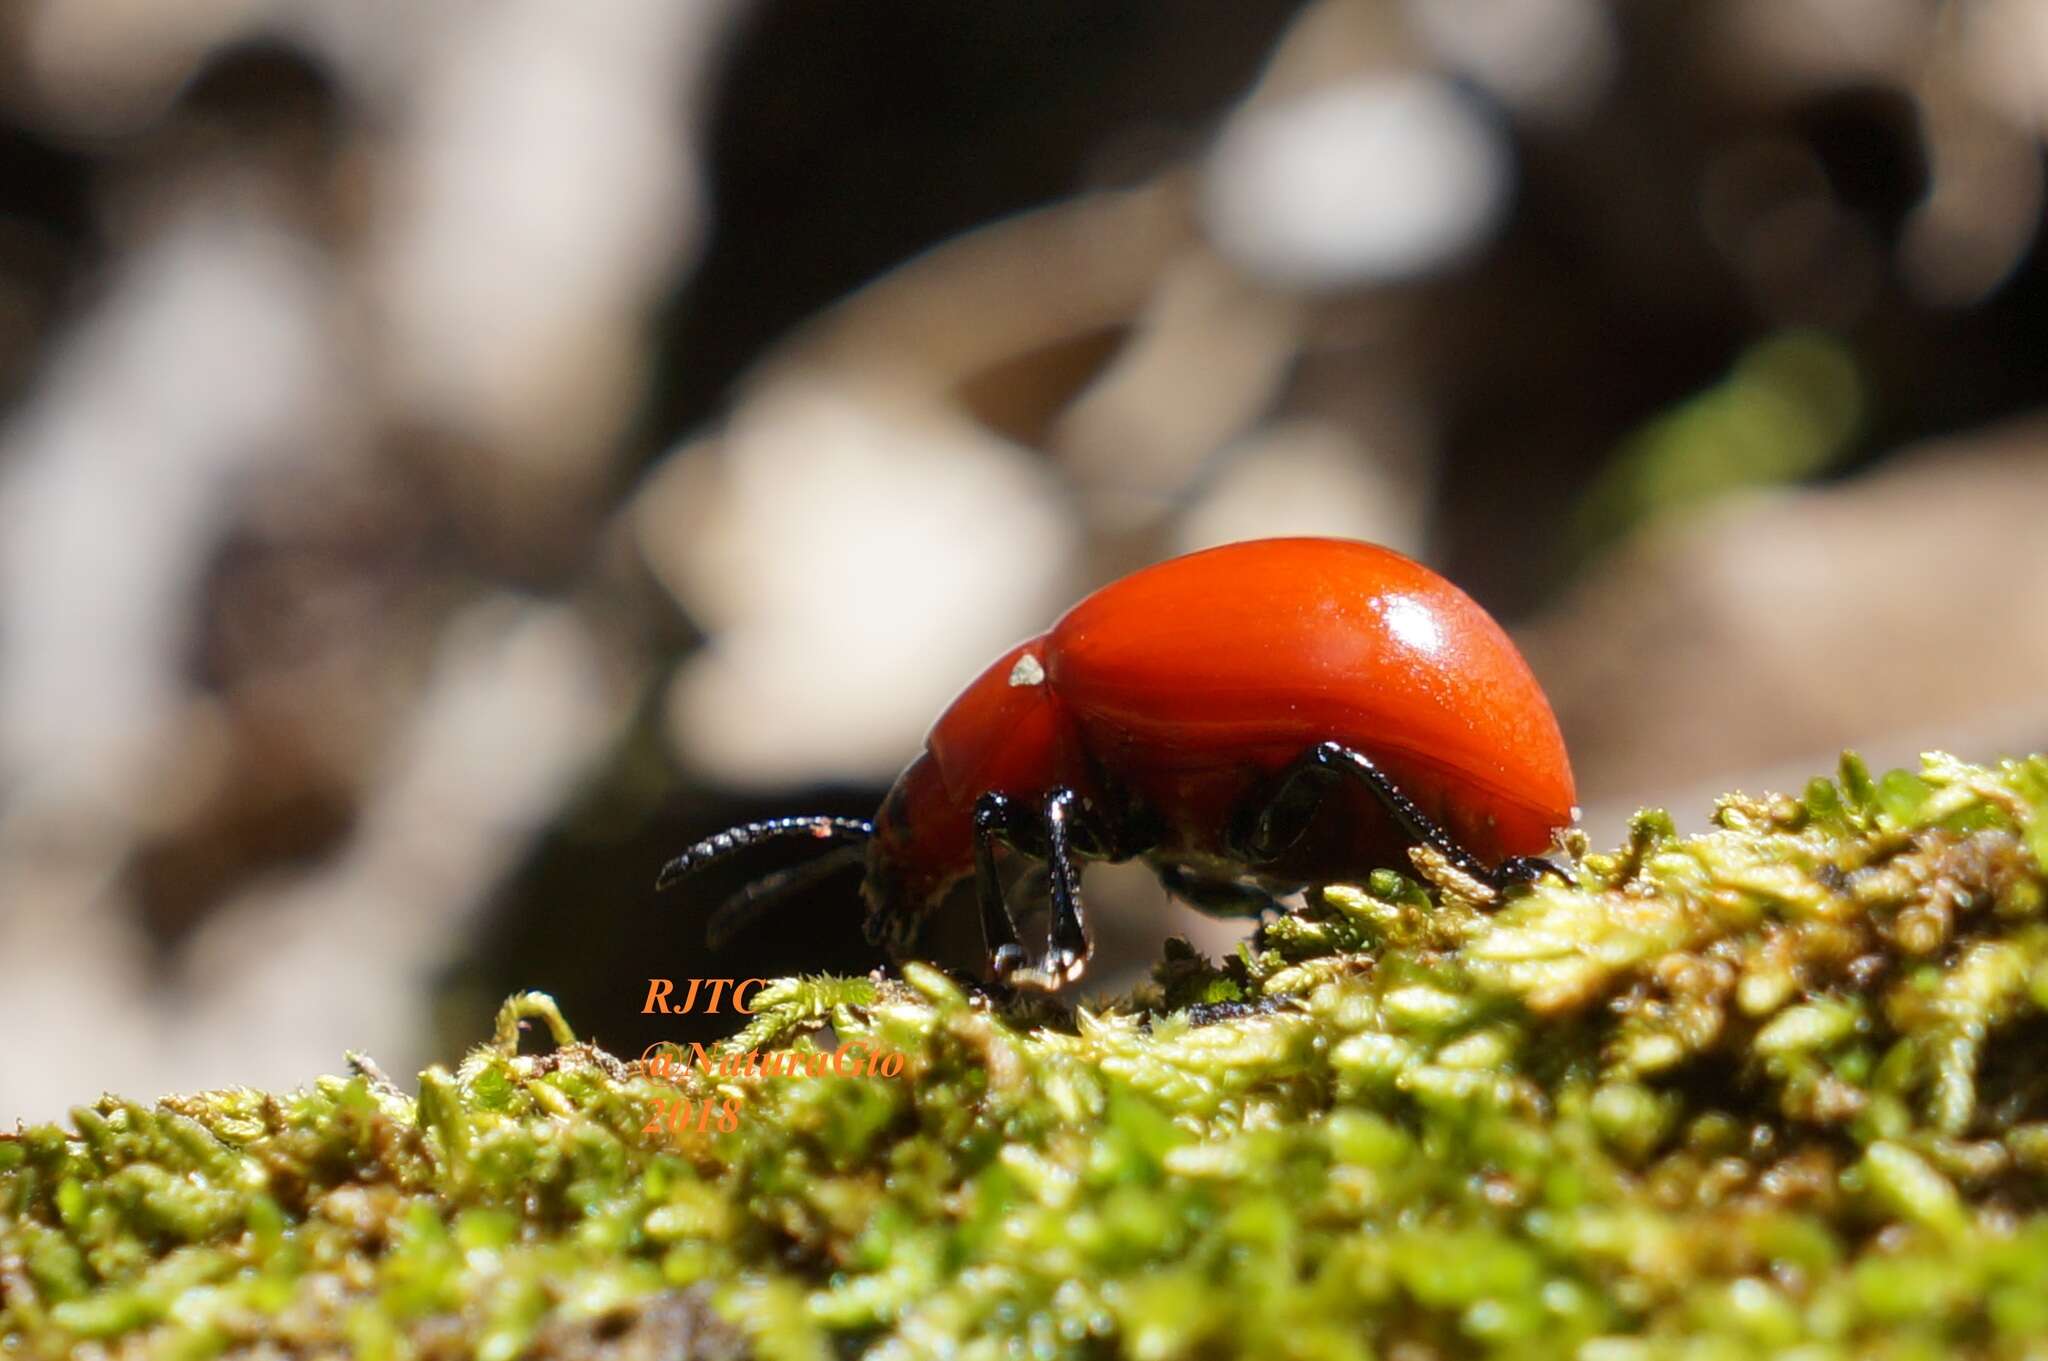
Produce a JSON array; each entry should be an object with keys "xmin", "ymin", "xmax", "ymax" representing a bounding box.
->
[{"xmin": 642, "ymin": 1095, "xmax": 744, "ymax": 1136}]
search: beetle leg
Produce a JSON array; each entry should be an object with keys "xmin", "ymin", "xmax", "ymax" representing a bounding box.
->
[
  {"xmin": 1230, "ymin": 762, "xmax": 1330, "ymax": 865},
  {"xmin": 1023, "ymin": 788, "xmax": 1091, "ymax": 988},
  {"xmin": 971, "ymin": 788, "xmax": 1095, "ymax": 991},
  {"xmin": 971, "ymin": 793, "xmax": 1030, "ymax": 980},
  {"xmin": 1237, "ymin": 741, "xmax": 1554, "ymax": 892}
]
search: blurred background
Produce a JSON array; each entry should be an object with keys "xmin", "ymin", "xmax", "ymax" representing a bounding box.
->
[{"xmin": 4, "ymin": 0, "xmax": 2048, "ymax": 1121}]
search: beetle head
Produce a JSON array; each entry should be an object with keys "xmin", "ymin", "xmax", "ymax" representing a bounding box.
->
[{"xmin": 859, "ymin": 752, "xmax": 974, "ymax": 958}]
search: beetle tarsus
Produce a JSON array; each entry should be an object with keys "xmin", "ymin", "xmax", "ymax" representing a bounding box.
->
[
  {"xmin": 999, "ymin": 951, "xmax": 1086, "ymax": 992},
  {"xmin": 1490, "ymin": 854, "xmax": 1573, "ymax": 891}
]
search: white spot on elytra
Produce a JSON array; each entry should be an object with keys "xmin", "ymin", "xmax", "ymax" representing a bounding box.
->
[{"xmin": 1008, "ymin": 652, "xmax": 1046, "ymax": 687}]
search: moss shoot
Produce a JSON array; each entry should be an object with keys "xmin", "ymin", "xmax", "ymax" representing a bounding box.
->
[{"xmin": 8, "ymin": 753, "xmax": 2048, "ymax": 1359}]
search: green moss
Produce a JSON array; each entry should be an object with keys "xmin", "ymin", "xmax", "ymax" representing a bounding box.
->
[{"xmin": 9, "ymin": 752, "xmax": 2048, "ymax": 1359}]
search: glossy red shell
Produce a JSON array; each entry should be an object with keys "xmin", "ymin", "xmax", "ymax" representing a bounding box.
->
[
  {"xmin": 873, "ymin": 537, "xmax": 1575, "ymax": 912},
  {"xmin": 1047, "ymin": 538, "xmax": 1574, "ymax": 859}
]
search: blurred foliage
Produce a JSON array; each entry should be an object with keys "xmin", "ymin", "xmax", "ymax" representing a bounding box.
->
[
  {"xmin": 9, "ymin": 753, "xmax": 2048, "ymax": 1357},
  {"xmin": 1574, "ymin": 330, "xmax": 1865, "ymax": 557}
]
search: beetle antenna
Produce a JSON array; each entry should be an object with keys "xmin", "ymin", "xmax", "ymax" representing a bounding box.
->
[
  {"xmin": 702, "ymin": 842, "xmax": 867, "ymax": 948},
  {"xmin": 655, "ymin": 815, "xmax": 874, "ymax": 891}
]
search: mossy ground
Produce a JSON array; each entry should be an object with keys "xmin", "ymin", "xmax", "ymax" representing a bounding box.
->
[{"xmin": 8, "ymin": 753, "xmax": 2048, "ymax": 1360}]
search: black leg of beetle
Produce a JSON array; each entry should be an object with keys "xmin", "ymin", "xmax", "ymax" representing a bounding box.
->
[
  {"xmin": 1156, "ymin": 862, "xmax": 1288, "ymax": 918},
  {"xmin": 971, "ymin": 792, "xmax": 1030, "ymax": 980},
  {"xmin": 1031, "ymin": 788, "xmax": 1090, "ymax": 985},
  {"xmin": 1235, "ymin": 741, "xmax": 1548, "ymax": 892},
  {"xmin": 972, "ymin": 788, "xmax": 1095, "ymax": 991}
]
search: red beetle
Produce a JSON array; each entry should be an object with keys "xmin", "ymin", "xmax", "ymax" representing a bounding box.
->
[{"xmin": 660, "ymin": 537, "xmax": 1577, "ymax": 990}]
